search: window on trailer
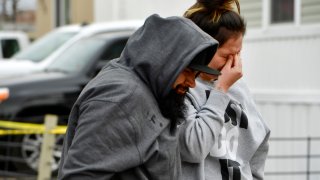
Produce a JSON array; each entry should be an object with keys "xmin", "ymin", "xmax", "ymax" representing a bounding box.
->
[{"xmin": 271, "ymin": 0, "xmax": 294, "ymax": 24}]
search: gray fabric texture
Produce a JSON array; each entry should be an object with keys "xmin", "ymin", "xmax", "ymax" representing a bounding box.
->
[{"xmin": 180, "ymin": 78, "xmax": 270, "ymax": 180}]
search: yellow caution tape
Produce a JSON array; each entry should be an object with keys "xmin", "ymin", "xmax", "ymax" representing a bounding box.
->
[
  {"xmin": 51, "ymin": 126, "xmax": 67, "ymax": 134},
  {"xmin": 0, "ymin": 120, "xmax": 67, "ymax": 135},
  {"xmin": 0, "ymin": 129, "xmax": 44, "ymax": 135},
  {"xmin": 0, "ymin": 120, "xmax": 45, "ymax": 130}
]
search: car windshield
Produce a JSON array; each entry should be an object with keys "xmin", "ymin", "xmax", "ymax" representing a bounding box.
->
[
  {"xmin": 13, "ymin": 31, "xmax": 76, "ymax": 62},
  {"xmin": 46, "ymin": 38, "xmax": 106, "ymax": 74}
]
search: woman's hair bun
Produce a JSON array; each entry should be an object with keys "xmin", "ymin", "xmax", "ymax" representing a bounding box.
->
[
  {"xmin": 197, "ymin": 0, "xmax": 240, "ymax": 14},
  {"xmin": 197, "ymin": 0, "xmax": 221, "ymax": 10}
]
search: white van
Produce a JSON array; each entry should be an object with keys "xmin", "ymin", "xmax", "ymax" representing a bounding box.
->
[
  {"xmin": 0, "ymin": 20, "xmax": 143, "ymax": 77},
  {"xmin": 0, "ymin": 31, "xmax": 30, "ymax": 59}
]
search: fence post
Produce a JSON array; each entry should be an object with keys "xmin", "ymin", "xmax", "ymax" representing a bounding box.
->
[
  {"xmin": 306, "ymin": 137, "xmax": 311, "ymax": 180},
  {"xmin": 37, "ymin": 114, "xmax": 58, "ymax": 180}
]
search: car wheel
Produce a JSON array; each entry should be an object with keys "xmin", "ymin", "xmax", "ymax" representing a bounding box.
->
[
  {"xmin": 13, "ymin": 133, "xmax": 64, "ymax": 173},
  {"xmin": 11, "ymin": 115, "xmax": 66, "ymax": 174}
]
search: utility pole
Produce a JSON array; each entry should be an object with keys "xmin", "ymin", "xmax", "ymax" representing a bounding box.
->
[
  {"xmin": 1, "ymin": 0, "xmax": 8, "ymax": 20},
  {"xmin": 12, "ymin": 0, "xmax": 20, "ymax": 22}
]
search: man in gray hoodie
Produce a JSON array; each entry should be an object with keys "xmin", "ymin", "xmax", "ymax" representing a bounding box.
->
[{"xmin": 57, "ymin": 14, "xmax": 220, "ymax": 180}]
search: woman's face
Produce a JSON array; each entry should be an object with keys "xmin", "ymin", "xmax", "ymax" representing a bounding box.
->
[{"xmin": 208, "ymin": 35, "xmax": 243, "ymax": 71}]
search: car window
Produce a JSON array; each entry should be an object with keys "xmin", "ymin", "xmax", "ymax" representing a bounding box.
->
[
  {"xmin": 13, "ymin": 31, "xmax": 76, "ymax": 62},
  {"xmin": 98, "ymin": 38, "xmax": 128, "ymax": 61},
  {"xmin": 1, "ymin": 39, "xmax": 20, "ymax": 58},
  {"xmin": 92, "ymin": 38, "xmax": 129, "ymax": 75},
  {"xmin": 46, "ymin": 38, "xmax": 106, "ymax": 73}
]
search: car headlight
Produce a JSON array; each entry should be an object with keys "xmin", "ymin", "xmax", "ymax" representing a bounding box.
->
[{"xmin": 0, "ymin": 88, "xmax": 9, "ymax": 103}]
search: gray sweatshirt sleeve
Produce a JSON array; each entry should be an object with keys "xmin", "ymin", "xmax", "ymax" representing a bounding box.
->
[
  {"xmin": 180, "ymin": 89, "xmax": 230, "ymax": 163},
  {"xmin": 59, "ymin": 100, "xmax": 141, "ymax": 180},
  {"xmin": 251, "ymin": 131, "xmax": 270, "ymax": 180}
]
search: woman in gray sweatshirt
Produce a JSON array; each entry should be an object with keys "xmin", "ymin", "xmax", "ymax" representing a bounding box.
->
[{"xmin": 179, "ymin": 0, "xmax": 271, "ymax": 180}]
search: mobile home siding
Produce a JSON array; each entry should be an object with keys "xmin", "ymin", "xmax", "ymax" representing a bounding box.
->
[
  {"xmin": 301, "ymin": 0, "xmax": 320, "ymax": 24},
  {"xmin": 241, "ymin": 0, "xmax": 262, "ymax": 28},
  {"xmin": 254, "ymin": 96, "xmax": 320, "ymax": 180}
]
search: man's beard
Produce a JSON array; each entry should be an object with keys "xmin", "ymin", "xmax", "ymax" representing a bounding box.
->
[{"xmin": 159, "ymin": 86, "xmax": 188, "ymax": 133}]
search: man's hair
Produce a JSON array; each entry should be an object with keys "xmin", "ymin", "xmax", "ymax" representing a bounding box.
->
[{"xmin": 184, "ymin": 0, "xmax": 246, "ymax": 46}]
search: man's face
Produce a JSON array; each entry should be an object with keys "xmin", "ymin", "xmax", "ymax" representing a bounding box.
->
[
  {"xmin": 159, "ymin": 69, "xmax": 198, "ymax": 130},
  {"xmin": 208, "ymin": 35, "xmax": 243, "ymax": 71},
  {"xmin": 172, "ymin": 68, "xmax": 198, "ymax": 95}
]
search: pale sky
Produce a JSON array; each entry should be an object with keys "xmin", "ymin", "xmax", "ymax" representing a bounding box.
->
[{"xmin": 18, "ymin": 0, "xmax": 36, "ymax": 10}]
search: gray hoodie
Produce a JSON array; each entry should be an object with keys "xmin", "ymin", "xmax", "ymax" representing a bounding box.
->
[
  {"xmin": 180, "ymin": 78, "xmax": 270, "ymax": 180},
  {"xmin": 58, "ymin": 14, "xmax": 218, "ymax": 180}
]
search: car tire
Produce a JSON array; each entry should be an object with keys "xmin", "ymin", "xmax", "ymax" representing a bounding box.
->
[{"xmin": 10, "ymin": 115, "xmax": 65, "ymax": 174}]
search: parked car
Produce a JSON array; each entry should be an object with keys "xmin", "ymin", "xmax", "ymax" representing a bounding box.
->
[
  {"xmin": 0, "ymin": 31, "xmax": 30, "ymax": 59},
  {"xmin": 0, "ymin": 20, "xmax": 143, "ymax": 77},
  {"xmin": 0, "ymin": 29, "xmax": 137, "ymax": 173}
]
